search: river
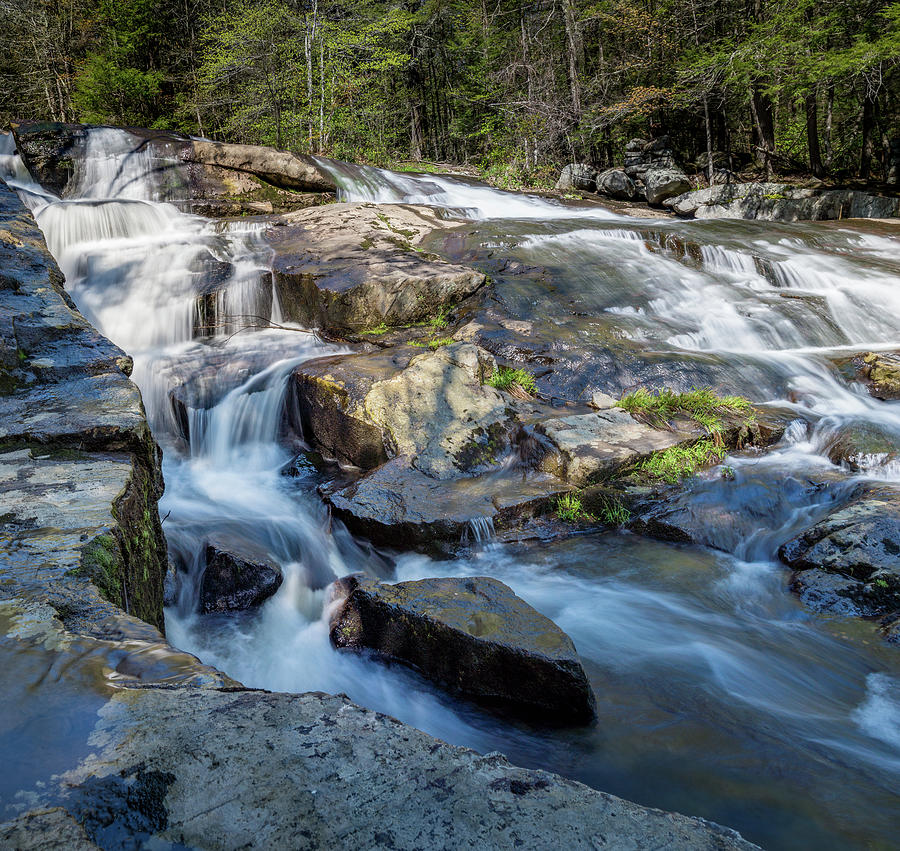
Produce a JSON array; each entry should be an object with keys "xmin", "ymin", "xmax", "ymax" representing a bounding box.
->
[{"xmin": 3, "ymin": 129, "xmax": 899, "ymax": 850}]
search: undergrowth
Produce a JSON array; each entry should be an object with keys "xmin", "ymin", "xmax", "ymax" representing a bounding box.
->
[
  {"xmin": 410, "ymin": 336, "xmax": 454, "ymax": 349},
  {"xmin": 597, "ymin": 496, "xmax": 631, "ymax": 525},
  {"xmin": 487, "ymin": 366, "xmax": 537, "ymax": 398}
]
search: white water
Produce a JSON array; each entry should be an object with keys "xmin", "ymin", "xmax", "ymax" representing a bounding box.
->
[{"xmin": 8, "ymin": 133, "xmax": 900, "ymax": 849}]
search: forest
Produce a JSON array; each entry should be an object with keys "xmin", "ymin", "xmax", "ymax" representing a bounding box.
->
[{"xmin": 2, "ymin": 0, "xmax": 899, "ymax": 187}]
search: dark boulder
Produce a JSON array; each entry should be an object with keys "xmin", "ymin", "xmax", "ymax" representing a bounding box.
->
[
  {"xmin": 329, "ymin": 574, "xmax": 597, "ymax": 724},
  {"xmin": 644, "ymin": 168, "xmax": 692, "ymax": 206},
  {"xmin": 779, "ymin": 486, "xmax": 900, "ymax": 625},
  {"xmin": 595, "ymin": 168, "xmax": 636, "ymax": 200},
  {"xmin": 200, "ymin": 539, "xmax": 283, "ymax": 613},
  {"xmin": 824, "ymin": 420, "xmax": 900, "ymax": 471},
  {"xmin": 555, "ymin": 163, "xmax": 597, "ymax": 192}
]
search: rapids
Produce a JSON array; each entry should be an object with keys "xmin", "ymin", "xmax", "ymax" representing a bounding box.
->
[{"xmin": 4, "ymin": 129, "xmax": 900, "ymax": 849}]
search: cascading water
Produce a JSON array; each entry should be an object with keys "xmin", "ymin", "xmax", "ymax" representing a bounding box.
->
[{"xmin": 10, "ymin": 134, "xmax": 900, "ymax": 850}]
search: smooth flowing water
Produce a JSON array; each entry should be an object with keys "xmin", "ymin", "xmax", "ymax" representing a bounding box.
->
[{"xmin": 6, "ymin": 132, "xmax": 900, "ymax": 849}]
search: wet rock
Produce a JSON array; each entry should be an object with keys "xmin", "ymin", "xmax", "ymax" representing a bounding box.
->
[
  {"xmin": 825, "ymin": 420, "xmax": 900, "ymax": 471},
  {"xmin": 330, "ymin": 575, "xmax": 597, "ymax": 724},
  {"xmin": 0, "ymin": 177, "xmax": 168, "ymax": 634},
  {"xmin": 200, "ymin": 539, "xmax": 283, "ymax": 614},
  {"xmin": 790, "ymin": 569, "xmax": 887, "ymax": 618},
  {"xmin": 780, "ymin": 486, "xmax": 900, "ymax": 622},
  {"xmin": 534, "ymin": 408, "xmax": 700, "ymax": 485},
  {"xmin": 185, "ymin": 139, "xmax": 334, "ymax": 193},
  {"xmin": 0, "ymin": 807, "xmax": 99, "ymax": 850},
  {"xmin": 323, "ymin": 457, "xmax": 569, "ymax": 548},
  {"xmin": 665, "ymin": 182, "xmax": 899, "ymax": 221},
  {"xmin": 853, "ymin": 351, "xmax": 900, "ymax": 401},
  {"xmin": 12, "ymin": 122, "xmax": 335, "ymax": 215},
  {"xmin": 269, "ymin": 203, "xmax": 486, "ymax": 333},
  {"xmin": 596, "ymin": 168, "xmax": 636, "ymax": 200},
  {"xmin": 555, "ymin": 163, "xmax": 597, "ymax": 192},
  {"xmin": 645, "ymin": 168, "xmax": 692, "ymax": 206},
  {"xmin": 4, "ymin": 688, "xmax": 758, "ymax": 850}
]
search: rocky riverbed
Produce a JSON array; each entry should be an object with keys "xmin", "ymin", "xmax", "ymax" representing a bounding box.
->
[{"xmin": 3, "ymin": 123, "xmax": 900, "ymax": 850}]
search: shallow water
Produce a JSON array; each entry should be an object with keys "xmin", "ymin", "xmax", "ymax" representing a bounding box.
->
[{"xmin": 6, "ymin": 132, "xmax": 900, "ymax": 849}]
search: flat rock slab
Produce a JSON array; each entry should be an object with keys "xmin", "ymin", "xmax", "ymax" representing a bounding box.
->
[
  {"xmin": 324, "ymin": 457, "xmax": 570, "ymax": 547},
  {"xmin": 269, "ymin": 203, "xmax": 485, "ymax": 332},
  {"xmin": 331, "ymin": 575, "xmax": 597, "ymax": 724},
  {"xmin": 3, "ymin": 687, "xmax": 757, "ymax": 850}
]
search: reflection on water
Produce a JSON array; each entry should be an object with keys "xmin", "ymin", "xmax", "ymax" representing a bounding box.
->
[{"xmin": 4, "ymin": 130, "xmax": 900, "ymax": 849}]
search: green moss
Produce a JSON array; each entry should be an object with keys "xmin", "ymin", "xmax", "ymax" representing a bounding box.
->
[
  {"xmin": 362, "ymin": 322, "xmax": 389, "ymax": 335},
  {"xmin": 486, "ymin": 366, "xmax": 538, "ymax": 398},
  {"xmin": 72, "ymin": 533, "xmax": 124, "ymax": 600}
]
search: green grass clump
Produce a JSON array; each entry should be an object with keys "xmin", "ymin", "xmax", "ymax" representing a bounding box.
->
[
  {"xmin": 618, "ymin": 387, "xmax": 753, "ymax": 443},
  {"xmin": 555, "ymin": 492, "xmax": 595, "ymax": 523},
  {"xmin": 410, "ymin": 336, "xmax": 454, "ymax": 349},
  {"xmin": 640, "ymin": 439, "xmax": 726, "ymax": 484},
  {"xmin": 597, "ymin": 496, "xmax": 631, "ymax": 525},
  {"xmin": 426, "ymin": 308, "xmax": 450, "ymax": 331},
  {"xmin": 363, "ymin": 322, "xmax": 389, "ymax": 335},
  {"xmin": 487, "ymin": 366, "xmax": 538, "ymax": 398}
]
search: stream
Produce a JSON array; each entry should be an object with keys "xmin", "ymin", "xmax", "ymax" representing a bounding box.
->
[{"xmin": 4, "ymin": 131, "xmax": 900, "ymax": 850}]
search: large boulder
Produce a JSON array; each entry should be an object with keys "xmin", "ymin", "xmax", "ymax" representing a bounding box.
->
[
  {"xmin": 644, "ymin": 168, "xmax": 692, "ymax": 206},
  {"xmin": 200, "ymin": 538, "xmax": 283, "ymax": 614},
  {"xmin": 624, "ymin": 137, "xmax": 677, "ymax": 179},
  {"xmin": 269, "ymin": 204, "xmax": 486, "ymax": 333},
  {"xmin": 666, "ymin": 182, "xmax": 899, "ymax": 221},
  {"xmin": 779, "ymin": 486, "xmax": 900, "ymax": 625},
  {"xmin": 596, "ymin": 168, "xmax": 636, "ymax": 200},
  {"xmin": 11, "ymin": 121, "xmax": 336, "ymax": 215},
  {"xmin": 330, "ymin": 575, "xmax": 597, "ymax": 724},
  {"xmin": 824, "ymin": 420, "xmax": 900, "ymax": 471},
  {"xmin": 555, "ymin": 163, "xmax": 597, "ymax": 192}
]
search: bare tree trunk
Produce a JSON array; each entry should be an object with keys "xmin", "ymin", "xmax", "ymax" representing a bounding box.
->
[
  {"xmin": 703, "ymin": 94, "xmax": 714, "ymax": 183},
  {"xmin": 750, "ymin": 85, "xmax": 775, "ymax": 179},
  {"xmin": 824, "ymin": 82, "xmax": 834, "ymax": 169},
  {"xmin": 860, "ymin": 93, "xmax": 876, "ymax": 180},
  {"xmin": 562, "ymin": 0, "xmax": 582, "ymax": 117},
  {"xmin": 806, "ymin": 90, "xmax": 824, "ymax": 177}
]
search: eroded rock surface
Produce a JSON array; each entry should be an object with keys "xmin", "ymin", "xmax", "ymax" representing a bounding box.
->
[
  {"xmin": 3, "ymin": 685, "xmax": 757, "ymax": 850},
  {"xmin": 780, "ymin": 486, "xmax": 900, "ymax": 623},
  {"xmin": 331, "ymin": 575, "xmax": 597, "ymax": 723},
  {"xmin": 666, "ymin": 182, "xmax": 899, "ymax": 221},
  {"xmin": 269, "ymin": 203, "xmax": 486, "ymax": 333}
]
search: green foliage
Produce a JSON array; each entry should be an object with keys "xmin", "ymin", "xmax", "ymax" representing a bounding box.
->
[
  {"xmin": 410, "ymin": 336, "xmax": 454, "ymax": 349},
  {"xmin": 597, "ymin": 496, "xmax": 631, "ymax": 525},
  {"xmin": 555, "ymin": 492, "xmax": 595, "ymax": 523},
  {"xmin": 618, "ymin": 387, "xmax": 753, "ymax": 442},
  {"xmin": 486, "ymin": 367, "xmax": 538, "ymax": 397},
  {"xmin": 640, "ymin": 439, "xmax": 727, "ymax": 484},
  {"xmin": 363, "ymin": 322, "xmax": 389, "ymax": 335}
]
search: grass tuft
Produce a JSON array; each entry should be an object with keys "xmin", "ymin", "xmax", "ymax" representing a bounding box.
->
[
  {"xmin": 617, "ymin": 386, "xmax": 754, "ymax": 444},
  {"xmin": 640, "ymin": 439, "xmax": 726, "ymax": 484},
  {"xmin": 487, "ymin": 366, "xmax": 538, "ymax": 398},
  {"xmin": 597, "ymin": 496, "xmax": 631, "ymax": 525},
  {"xmin": 363, "ymin": 322, "xmax": 389, "ymax": 335},
  {"xmin": 555, "ymin": 492, "xmax": 595, "ymax": 523},
  {"xmin": 410, "ymin": 336, "xmax": 454, "ymax": 349}
]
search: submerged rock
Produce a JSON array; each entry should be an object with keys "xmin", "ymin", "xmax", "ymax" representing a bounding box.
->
[
  {"xmin": 330, "ymin": 575, "xmax": 597, "ymax": 724},
  {"xmin": 824, "ymin": 420, "xmax": 900, "ymax": 471},
  {"xmin": 269, "ymin": 203, "xmax": 485, "ymax": 333},
  {"xmin": 200, "ymin": 539, "xmax": 283, "ymax": 614}
]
